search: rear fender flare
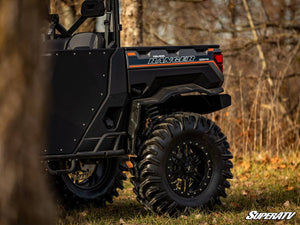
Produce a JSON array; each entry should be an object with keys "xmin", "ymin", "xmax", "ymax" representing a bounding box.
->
[{"xmin": 128, "ymin": 84, "xmax": 231, "ymax": 154}]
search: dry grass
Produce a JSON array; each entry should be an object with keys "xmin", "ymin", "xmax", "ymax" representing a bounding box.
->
[
  {"xmin": 209, "ymin": 67, "xmax": 300, "ymax": 158},
  {"xmin": 58, "ymin": 150, "xmax": 300, "ymax": 225}
]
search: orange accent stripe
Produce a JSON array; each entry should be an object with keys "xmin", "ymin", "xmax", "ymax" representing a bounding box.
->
[
  {"xmin": 129, "ymin": 60, "xmax": 218, "ymax": 68},
  {"xmin": 208, "ymin": 48, "xmax": 214, "ymax": 52},
  {"xmin": 127, "ymin": 52, "xmax": 136, "ymax": 56}
]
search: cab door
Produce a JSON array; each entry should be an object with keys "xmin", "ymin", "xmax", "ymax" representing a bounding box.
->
[{"xmin": 47, "ymin": 49, "xmax": 114, "ymax": 155}]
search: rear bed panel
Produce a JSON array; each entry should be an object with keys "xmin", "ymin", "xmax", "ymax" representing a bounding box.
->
[{"xmin": 124, "ymin": 46, "xmax": 223, "ymax": 98}]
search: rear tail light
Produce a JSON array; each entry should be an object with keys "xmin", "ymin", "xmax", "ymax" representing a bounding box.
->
[{"xmin": 213, "ymin": 53, "xmax": 223, "ymax": 73}]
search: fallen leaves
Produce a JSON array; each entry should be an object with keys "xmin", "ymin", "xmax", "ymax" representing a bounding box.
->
[
  {"xmin": 264, "ymin": 171, "xmax": 270, "ymax": 177},
  {"xmin": 270, "ymin": 156, "xmax": 282, "ymax": 164},
  {"xmin": 240, "ymin": 161, "xmax": 251, "ymax": 171},
  {"xmin": 64, "ymin": 216, "xmax": 75, "ymax": 224},
  {"xmin": 198, "ymin": 222, "xmax": 208, "ymax": 225},
  {"xmin": 285, "ymin": 185, "xmax": 295, "ymax": 191},
  {"xmin": 79, "ymin": 210, "xmax": 88, "ymax": 217},
  {"xmin": 119, "ymin": 218, "xmax": 128, "ymax": 225},
  {"xmin": 256, "ymin": 153, "xmax": 270, "ymax": 163},
  {"xmin": 229, "ymin": 202, "xmax": 241, "ymax": 209},
  {"xmin": 236, "ymin": 154, "xmax": 298, "ymax": 174},
  {"xmin": 283, "ymin": 200, "xmax": 290, "ymax": 207},
  {"xmin": 180, "ymin": 215, "xmax": 188, "ymax": 220},
  {"xmin": 238, "ymin": 173, "xmax": 250, "ymax": 181},
  {"xmin": 271, "ymin": 163, "xmax": 288, "ymax": 170},
  {"xmin": 195, "ymin": 214, "xmax": 203, "ymax": 220},
  {"xmin": 275, "ymin": 221, "xmax": 287, "ymax": 225},
  {"xmin": 212, "ymin": 218, "xmax": 217, "ymax": 224},
  {"xmin": 241, "ymin": 190, "xmax": 248, "ymax": 196},
  {"xmin": 239, "ymin": 188, "xmax": 266, "ymax": 204}
]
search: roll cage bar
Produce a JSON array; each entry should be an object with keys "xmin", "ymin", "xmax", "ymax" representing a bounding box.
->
[{"xmin": 48, "ymin": 0, "xmax": 121, "ymax": 48}]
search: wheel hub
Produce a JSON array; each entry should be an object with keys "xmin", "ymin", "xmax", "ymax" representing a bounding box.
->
[
  {"xmin": 66, "ymin": 160, "xmax": 110, "ymax": 190},
  {"xmin": 68, "ymin": 162, "xmax": 96, "ymax": 184},
  {"xmin": 166, "ymin": 141, "xmax": 213, "ymax": 198},
  {"xmin": 184, "ymin": 161, "xmax": 195, "ymax": 173}
]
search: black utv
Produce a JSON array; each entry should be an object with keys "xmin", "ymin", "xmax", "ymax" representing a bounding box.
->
[{"xmin": 43, "ymin": 0, "xmax": 233, "ymax": 215}]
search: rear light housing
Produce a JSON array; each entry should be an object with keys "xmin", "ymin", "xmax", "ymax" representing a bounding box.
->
[{"xmin": 213, "ymin": 53, "xmax": 223, "ymax": 73}]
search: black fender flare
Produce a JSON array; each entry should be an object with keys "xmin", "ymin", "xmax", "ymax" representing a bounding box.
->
[{"xmin": 128, "ymin": 84, "xmax": 231, "ymax": 154}]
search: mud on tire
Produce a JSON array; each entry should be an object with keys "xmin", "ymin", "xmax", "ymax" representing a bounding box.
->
[{"xmin": 130, "ymin": 112, "xmax": 233, "ymax": 215}]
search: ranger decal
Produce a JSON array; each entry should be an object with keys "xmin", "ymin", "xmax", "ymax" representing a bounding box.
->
[{"xmin": 148, "ymin": 56, "xmax": 195, "ymax": 64}]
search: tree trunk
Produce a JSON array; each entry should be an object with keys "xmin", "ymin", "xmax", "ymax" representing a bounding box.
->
[
  {"xmin": 0, "ymin": 1, "xmax": 55, "ymax": 225},
  {"xmin": 121, "ymin": 0, "xmax": 143, "ymax": 46}
]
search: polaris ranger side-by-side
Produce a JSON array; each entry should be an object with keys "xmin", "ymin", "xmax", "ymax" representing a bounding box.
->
[{"xmin": 43, "ymin": 0, "xmax": 233, "ymax": 215}]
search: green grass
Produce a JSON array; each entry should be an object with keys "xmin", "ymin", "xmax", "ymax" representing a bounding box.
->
[{"xmin": 58, "ymin": 152, "xmax": 300, "ymax": 225}]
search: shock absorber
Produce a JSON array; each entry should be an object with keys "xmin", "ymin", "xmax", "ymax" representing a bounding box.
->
[
  {"xmin": 135, "ymin": 105, "xmax": 161, "ymax": 156},
  {"xmin": 146, "ymin": 105, "xmax": 160, "ymax": 125}
]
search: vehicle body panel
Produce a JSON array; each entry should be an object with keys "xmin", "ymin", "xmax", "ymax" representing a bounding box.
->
[{"xmin": 44, "ymin": 44, "xmax": 229, "ymax": 159}]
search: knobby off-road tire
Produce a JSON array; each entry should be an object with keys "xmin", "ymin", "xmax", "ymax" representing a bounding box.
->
[
  {"xmin": 55, "ymin": 158, "xmax": 127, "ymax": 208},
  {"xmin": 130, "ymin": 113, "xmax": 233, "ymax": 215}
]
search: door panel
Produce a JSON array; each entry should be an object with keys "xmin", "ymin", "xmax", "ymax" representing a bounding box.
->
[{"xmin": 47, "ymin": 49, "xmax": 114, "ymax": 155}]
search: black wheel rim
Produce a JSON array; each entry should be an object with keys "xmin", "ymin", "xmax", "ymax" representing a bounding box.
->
[
  {"xmin": 166, "ymin": 140, "xmax": 213, "ymax": 198},
  {"xmin": 65, "ymin": 159, "xmax": 111, "ymax": 191}
]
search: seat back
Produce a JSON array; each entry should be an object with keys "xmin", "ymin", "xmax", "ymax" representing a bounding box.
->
[{"xmin": 66, "ymin": 32, "xmax": 105, "ymax": 50}]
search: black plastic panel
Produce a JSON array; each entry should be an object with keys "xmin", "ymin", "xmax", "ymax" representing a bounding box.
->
[
  {"xmin": 128, "ymin": 64, "xmax": 223, "ymax": 98},
  {"xmin": 160, "ymin": 94, "xmax": 231, "ymax": 115},
  {"xmin": 125, "ymin": 48, "xmax": 215, "ymax": 69},
  {"xmin": 84, "ymin": 49, "xmax": 129, "ymax": 139},
  {"xmin": 47, "ymin": 49, "xmax": 114, "ymax": 155},
  {"xmin": 125, "ymin": 46, "xmax": 224, "ymax": 98}
]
